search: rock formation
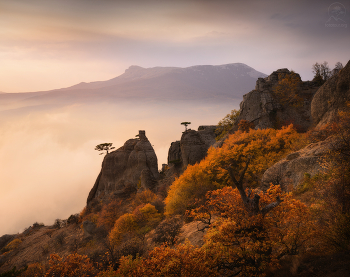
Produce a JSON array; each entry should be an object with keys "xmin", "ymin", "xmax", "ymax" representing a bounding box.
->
[
  {"xmin": 87, "ymin": 130, "xmax": 159, "ymax": 204},
  {"xmin": 311, "ymin": 60, "xmax": 350, "ymax": 128},
  {"xmin": 262, "ymin": 137, "xmax": 334, "ymax": 189},
  {"xmin": 232, "ymin": 68, "xmax": 319, "ymax": 131},
  {"xmin": 167, "ymin": 126, "xmax": 216, "ymax": 172}
]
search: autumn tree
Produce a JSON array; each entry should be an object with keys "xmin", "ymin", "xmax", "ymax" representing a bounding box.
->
[
  {"xmin": 97, "ymin": 199, "xmax": 124, "ymax": 230},
  {"xmin": 273, "ymin": 71, "xmax": 303, "ymax": 107},
  {"xmin": 165, "ymin": 125, "xmax": 300, "ymax": 215},
  {"xmin": 95, "ymin": 143, "xmax": 115, "ymax": 155},
  {"xmin": 192, "ymin": 185, "xmax": 315, "ymax": 276},
  {"xmin": 215, "ymin": 109, "xmax": 240, "ymax": 140}
]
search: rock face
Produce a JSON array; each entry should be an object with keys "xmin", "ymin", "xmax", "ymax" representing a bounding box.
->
[
  {"xmin": 233, "ymin": 68, "xmax": 319, "ymax": 131},
  {"xmin": 87, "ymin": 130, "xmax": 159, "ymax": 204},
  {"xmin": 311, "ymin": 60, "xmax": 350, "ymax": 128},
  {"xmin": 262, "ymin": 137, "xmax": 334, "ymax": 189},
  {"xmin": 167, "ymin": 126, "xmax": 216, "ymax": 172}
]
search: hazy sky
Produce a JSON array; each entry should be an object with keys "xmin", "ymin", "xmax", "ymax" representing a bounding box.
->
[
  {"xmin": 0, "ymin": 0, "xmax": 349, "ymax": 93},
  {"xmin": 0, "ymin": 0, "xmax": 349, "ymax": 236}
]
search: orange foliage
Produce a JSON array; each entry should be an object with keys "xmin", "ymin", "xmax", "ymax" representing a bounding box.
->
[
  {"xmin": 45, "ymin": 253, "xmax": 96, "ymax": 276},
  {"xmin": 109, "ymin": 213, "xmax": 137, "ymax": 246},
  {"xmin": 273, "ymin": 71, "xmax": 303, "ymax": 107},
  {"xmin": 97, "ymin": 199, "xmax": 124, "ymax": 230},
  {"xmin": 20, "ymin": 263, "xmax": 45, "ymax": 277},
  {"xmin": 238, "ymin": 119, "xmax": 254, "ymax": 132},
  {"xmin": 116, "ymin": 242, "xmax": 217, "ymax": 277},
  {"xmin": 165, "ymin": 125, "xmax": 299, "ymax": 215},
  {"xmin": 193, "ymin": 185, "xmax": 316, "ymax": 276},
  {"xmin": 133, "ymin": 189, "xmax": 158, "ymax": 207}
]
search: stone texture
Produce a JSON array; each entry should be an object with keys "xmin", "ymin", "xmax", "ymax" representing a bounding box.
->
[
  {"xmin": 311, "ymin": 60, "xmax": 350, "ymax": 128},
  {"xmin": 220, "ymin": 69, "xmax": 318, "ymax": 135},
  {"xmin": 87, "ymin": 130, "xmax": 159, "ymax": 204},
  {"xmin": 167, "ymin": 126, "xmax": 216, "ymax": 174},
  {"xmin": 141, "ymin": 169, "xmax": 157, "ymax": 190},
  {"xmin": 262, "ymin": 137, "xmax": 334, "ymax": 189}
]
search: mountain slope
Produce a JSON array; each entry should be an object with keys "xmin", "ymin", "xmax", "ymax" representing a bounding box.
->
[{"xmin": 0, "ymin": 63, "xmax": 267, "ymax": 111}]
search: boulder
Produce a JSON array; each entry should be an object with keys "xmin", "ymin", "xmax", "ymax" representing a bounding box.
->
[
  {"xmin": 311, "ymin": 60, "xmax": 350, "ymax": 128},
  {"xmin": 167, "ymin": 126, "xmax": 216, "ymax": 173},
  {"xmin": 262, "ymin": 137, "xmax": 334, "ymax": 189},
  {"xmin": 87, "ymin": 130, "xmax": 159, "ymax": 204}
]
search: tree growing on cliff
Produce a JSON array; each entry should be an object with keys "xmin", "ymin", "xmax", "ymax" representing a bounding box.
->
[
  {"xmin": 215, "ymin": 109, "xmax": 240, "ymax": 141},
  {"xmin": 181, "ymin": 122, "xmax": 191, "ymax": 131},
  {"xmin": 95, "ymin": 143, "xmax": 115, "ymax": 155}
]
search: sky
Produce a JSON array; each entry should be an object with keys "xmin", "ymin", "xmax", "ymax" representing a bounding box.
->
[
  {"xmin": 0, "ymin": 0, "xmax": 349, "ymax": 93},
  {"xmin": 0, "ymin": 0, "xmax": 349, "ymax": 235}
]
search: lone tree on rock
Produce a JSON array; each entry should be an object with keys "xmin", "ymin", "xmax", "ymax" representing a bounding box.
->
[
  {"xmin": 181, "ymin": 122, "xmax": 191, "ymax": 131},
  {"xmin": 95, "ymin": 143, "xmax": 115, "ymax": 155}
]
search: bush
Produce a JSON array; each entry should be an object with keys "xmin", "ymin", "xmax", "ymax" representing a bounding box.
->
[
  {"xmin": 45, "ymin": 253, "xmax": 96, "ymax": 277},
  {"xmin": 97, "ymin": 199, "xmax": 124, "ymax": 230},
  {"xmin": 118, "ymin": 237, "xmax": 145, "ymax": 259},
  {"xmin": 20, "ymin": 263, "xmax": 44, "ymax": 277},
  {"xmin": 152, "ymin": 218, "xmax": 182, "ymax": 245},
  {"xmin": 1, "ymin": 239, "xmax": 22, "ymax": 253},
  {"xmin": 109, "ymin": 214, "xmax": 137, "ymax": 246},
  {"xmin": 133, "ymin": 190, "xmax": 157, "ymax": 207},
  {"xmin": 67, "ymin": 214, "xmax": 79, "ymax": 225},
  {"xmin": 53, "ymin": 219, "xmax": 63, "ymax": 229},
  {"xmin": 32, "ymin": 222, "xmax": 44, "ymax": 229}
]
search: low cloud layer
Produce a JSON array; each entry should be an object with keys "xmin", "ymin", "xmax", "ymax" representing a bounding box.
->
[{"xmin": 0, "ymin": 99, "xmax": 237, "ymax": 235}]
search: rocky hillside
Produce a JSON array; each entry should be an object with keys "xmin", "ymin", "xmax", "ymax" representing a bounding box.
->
[{"xmin": 1, "ymin": 60, "xmax": 350, "ymax": 276}]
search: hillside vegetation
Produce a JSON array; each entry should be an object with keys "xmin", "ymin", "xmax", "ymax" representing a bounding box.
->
[{"xmin": 1, "ymin": 63, "xmax": 350, "ymax": 276}]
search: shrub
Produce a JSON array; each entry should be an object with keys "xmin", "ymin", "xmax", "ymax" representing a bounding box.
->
[
  {"xmin": 53, "ymin": 219, "xmax": 63, "ymax": 229},
  {"xmin": 97, "ymin": 199, "xmax": 124, "ymax": 230},
  {"xmin": 133, "ymin": 190, "xmax": 157, "ymax": 207},
  {"xmin": 237, "ymin": 119, "xmax": 254, "ymax": 132},
  {"xmin": 117, "ymin": 243, "xmax": 216, "ymax": 277},
  {"xmin": 1, "ymin": 239, "xmax": 22, "ymax": 253},
  {"xmin": 32, "ymin": 222, "xmax": 44, "ymax": 229},
  {"xmin": 118, "ymin": 237, "xmax": 145, "ymax": 259},
  {"xmin": 215, "ymin": 109, "xmax": 240, "ymax": 141},
  {"xmin": 45, "ymin": 253, "xmax": 96, "ymax": 277},
  {"xmin": 109, "ymin": 214, "xmax": 137, "ymax": 246},
  {"xmin": 20, "ymin": 262, "xmax": 44, "ymax": 277},
  {"xmin": 152, "ymin": 218, "xmax": 182, "ymax": 245},
  {"xmin": 67, "ymin": 214, "xmax": 79, "ymax": 225}
]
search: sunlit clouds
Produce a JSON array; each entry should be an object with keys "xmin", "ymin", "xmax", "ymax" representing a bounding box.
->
[{"xmin": 0, "ymin": 0, "xmax": 349, "ymax": 92}]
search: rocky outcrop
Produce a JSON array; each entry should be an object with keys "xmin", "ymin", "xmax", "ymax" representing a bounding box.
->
[
  {"xmin": 311, "ymin": 60, "xmax": 350, "ymax": 128},
  {"xmin": 232, "ymin": 69, "xmax": 319, "ymax": 132},
  {"xmin": 262, "ymin": 137, "xmax": 334, "ymax": 189},
  {"xmin": 167, "ymin": 126, "xmax": 216, "ymax": 172},
  {"xmin": 87, "ymin": 130, "xmax": 159, "ymax": 204}
]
